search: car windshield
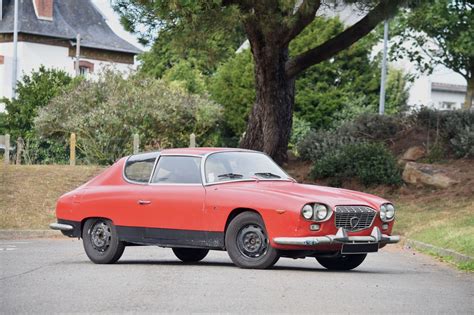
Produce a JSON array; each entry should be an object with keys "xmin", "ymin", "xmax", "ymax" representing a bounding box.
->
[{"xmin": 204, "ymin": 151, "xmax": 290, "ymax": 183}]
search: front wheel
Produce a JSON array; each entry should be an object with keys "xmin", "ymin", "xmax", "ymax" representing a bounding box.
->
[
  {"xmin": 316, "ymin": 254, "xmax": 367, "ymax": 271},
  {"xmin": 225, "ymin": 212, "xmax": 279, "ymax": 269},
  {"xmin": 172, "ymin": 248, "xmax": 209, "ymax": 262},
  {"xmin": 82, "ymin": 218, "xmax": 125, "ymax": 264}
]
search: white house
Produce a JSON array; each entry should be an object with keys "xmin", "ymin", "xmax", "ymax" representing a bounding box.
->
[
  {"xmin": 404, "ymin": 65, "xmax": 468, "ymax": 111},
  {"xmin": 0, "ymin": 0, "xmax": 141, "ymax": 111}
]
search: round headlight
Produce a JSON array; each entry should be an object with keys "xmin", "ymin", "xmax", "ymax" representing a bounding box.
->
[
  {"xmin": 380, "ymin": 204, "xmax": 387, "ymax": 221},
  {"xmin": 314, "ymin": 204, "xmax": 328, "ymax": 220},
  {"xmin": 386, "ymin": 204, "xmax": 395, "ymax": 220},
  {"xmin": 302, "ymin": 204, "xmax": 314, "ymax": 219}
]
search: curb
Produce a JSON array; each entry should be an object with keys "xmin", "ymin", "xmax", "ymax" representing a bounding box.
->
[
  {"xmin": 405, "ymin": 238, "xmax": 473, "ymax": 263},
  {"xmin": 0, "ymin": 229, "xmax": 65, "ymax": 240}
]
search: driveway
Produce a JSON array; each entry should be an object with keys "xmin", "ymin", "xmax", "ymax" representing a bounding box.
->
[{"xmin": 1, "ymin": 239, "xmax": 473, "ymax": 313}]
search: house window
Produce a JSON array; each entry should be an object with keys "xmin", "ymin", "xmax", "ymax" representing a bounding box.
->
[
  {"xmin": 79, "ymin": 66, "xmax": 90, "ymax": 76},
  {"xmin": 440, "ymin": 101, "xmax": 455, "ymax": 110},
  {"xmin": 74, "ymin": 60, "xmax": 94, "ymax": 76}
]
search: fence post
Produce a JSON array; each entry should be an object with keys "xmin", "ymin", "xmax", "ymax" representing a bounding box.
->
[
  {"xmin": 70, "ymin": 133, "xmax": 76, "ymax": 166},
  {"xmin": 189, "ymin": 133, "xmax": 196, "ymax": 148},
  {"xmin": 16, "ymin": 137, "xmax": 23, "ymax": 165},
  {"xmin": 133, "ymin": 133, "xmax": 139, "ymax": 154},
  {"xmin": 4, "ymin": 134, "xmax": 10, "ymax": 165}
]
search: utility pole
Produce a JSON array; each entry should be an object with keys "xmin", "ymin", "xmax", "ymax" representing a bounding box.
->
[
  {"xmin": 11, "ymin": 0, "xmax": 19, "ymax": 99},
  {"xmin": 379, "ymin": 19, "xmax": 389, "ymax": 115},
  {"xmin": 75, "ymin": 34, "xmax": 81, "ymax": 77}
]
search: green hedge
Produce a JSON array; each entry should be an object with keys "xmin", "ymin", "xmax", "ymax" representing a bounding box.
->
[{"xmin": 310, "ymin": 142, "xmax": 402, "ymax": 187}]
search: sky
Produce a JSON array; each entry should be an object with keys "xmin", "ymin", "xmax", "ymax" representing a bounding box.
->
[{"xmin": 91, "ymin": 0, "xmax": 146, "ymax": 51}]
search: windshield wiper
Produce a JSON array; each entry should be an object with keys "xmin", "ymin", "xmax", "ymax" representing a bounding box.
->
[
  {"xmin": 218, "ymin": 173, "xmax": 243, "ymax": 179},
  {"xmin": 254, "ymin": 172, "xmax": 281, "ymax": 178}
]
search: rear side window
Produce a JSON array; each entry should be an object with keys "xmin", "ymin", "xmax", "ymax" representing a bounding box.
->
[
  {"xmin": 124, "ymin": 153, "xmax": 158, "ymax": 183},
  {"xmin": 151, "ymin": 156, "xmax": 202, "ymax": 184}
]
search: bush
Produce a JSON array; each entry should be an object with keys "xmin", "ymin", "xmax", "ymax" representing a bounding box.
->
[
  {"xmin": 35, "ymin": 70, "xmax": 222, "ymax": 165},
  {"xmin": 2, "ymin": 66, "xmax": 72, "ymax": 140},
  {"xmin": 450, "ymin": 126, "xmax": 474, "ymax": 158},
  {"xmin": 1, "ymin": 67, "xmax": 73, "ymax": 164},
  {"xmin": 208, "ymin": 50, "xmax": 255, "ymax": 144},
  {"xmin": 297, "ymin": 129, "xmax": 362, "ymax": 161},
  {"xmin": 416, "ymin": 108, "xmax": 474, "ymax": 157},
  {"xmin": 310, "ymin": 142, "xmax": 402, "ymax": 187},
  {"xmin": 289, "ymin": 116, "xmax": 312, "ymax": 153},
  {"xmin": 337, "ymin": 113, "xmax": 407, "ymax": 142}
]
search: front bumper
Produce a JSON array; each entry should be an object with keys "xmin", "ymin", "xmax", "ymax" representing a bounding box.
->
[{"xmin": 273, "ymin": 227, "xmax": 400, "ymax": 246}]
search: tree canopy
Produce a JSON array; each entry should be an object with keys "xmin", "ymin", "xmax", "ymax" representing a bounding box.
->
[
  {"xmin": 113, "ymin": 0, "xmax": 407, "ymax": 163},
  {"xmin": 208, "ymin": 17, "xmax": 409, "ymax": 144},
  {"xmin": 35, "ymin": 71, "xmax": 222, "ymax": 164},
  {"xmin": 391, "ymin": 0, "xmax": 474, "ymax": 108}
]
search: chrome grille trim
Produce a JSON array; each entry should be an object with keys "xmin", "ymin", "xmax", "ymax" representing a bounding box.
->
[{"xmin": 334, "ymin": 205, "xmax": 377, "ymax": 232}]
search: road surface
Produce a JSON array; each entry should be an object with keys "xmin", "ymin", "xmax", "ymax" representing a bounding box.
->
[{"xmin": 1, "ymin": 238, "xmax": 473, "ymax": 313}]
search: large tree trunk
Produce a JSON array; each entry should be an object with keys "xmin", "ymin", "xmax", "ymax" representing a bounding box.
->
[
  {"xmin": 464, "ymin": 76, "xmax": 473, "ymax": 110},
  {"xmin": 240, "ymin": 43, "xmax": 295, "ymax": 165}
]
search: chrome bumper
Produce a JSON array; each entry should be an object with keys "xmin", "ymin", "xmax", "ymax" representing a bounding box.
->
[
  {"xmin": 273, "ymin": 227, "xmax": 400, "ymax": 246},
  {"xmin": 49, "ymin": 223, "xmax": 74, "ymax": 231}
]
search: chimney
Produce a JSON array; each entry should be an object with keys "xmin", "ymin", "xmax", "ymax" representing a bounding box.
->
[{"xmin": 33, "ymin": 0, "xmax": 53, "ymax": 21}]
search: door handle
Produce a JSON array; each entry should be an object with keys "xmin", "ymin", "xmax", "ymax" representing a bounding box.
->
[{"xmin": 138, "ymin": 200, "xmax": 152, "ymax": 205}]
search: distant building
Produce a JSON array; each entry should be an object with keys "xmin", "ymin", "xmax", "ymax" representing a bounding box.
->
[
  {"xmin": 405, "ymin": 66, "xmax": 468, "ymax": 111},
  {"xmin": 0, "ymin": 0, "xmax": 141, "ymax": 110}
]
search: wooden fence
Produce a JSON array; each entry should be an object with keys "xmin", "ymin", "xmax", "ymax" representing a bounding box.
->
[{"xmin": 0, "ymin": 133, "xmax": 197, "ymax": 166}]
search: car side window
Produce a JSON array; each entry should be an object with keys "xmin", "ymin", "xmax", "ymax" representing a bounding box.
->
[
  {"xmin": 151, "ymin": 156, "xmax": 202, "ymax": 184},
  {"xmin": 124, "ymin": 154, "xmax": 157, "ymax": 183}
]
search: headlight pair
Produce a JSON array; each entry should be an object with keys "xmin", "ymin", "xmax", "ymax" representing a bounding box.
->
[
  {"xmin": 380, "ymin": 203, "xmax": 395, "ymax": 222},
  {"xmin": 301, "ymin": 203, "xmax": 330, "ymax": 221}
]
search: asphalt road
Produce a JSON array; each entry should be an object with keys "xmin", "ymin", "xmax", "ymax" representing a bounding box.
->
[{"xmin": 1, "ymin": 238, "xmax": 473, "ymax": 314}]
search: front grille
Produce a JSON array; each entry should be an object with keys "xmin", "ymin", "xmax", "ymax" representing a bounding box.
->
[{"xmin": 334, "ymin": 206, "xmax": 376, "ymax": 232}]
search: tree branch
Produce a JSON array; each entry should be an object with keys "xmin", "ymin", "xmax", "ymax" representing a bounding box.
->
[
  {"xmin": 285, "ymin": 0, "xmax": 404, "ymax": 79},
  {"xmin": 281, "ymin": 0, "xmax": 321, "ymax": 45}
]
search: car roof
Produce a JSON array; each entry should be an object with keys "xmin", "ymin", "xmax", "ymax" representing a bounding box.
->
[{"xmin": 160, "ymin": 147, "xmax": 255, "ymax": 156}]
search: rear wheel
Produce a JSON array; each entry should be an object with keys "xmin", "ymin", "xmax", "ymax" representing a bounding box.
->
[
  {"xmin": 172, "ymin": 248, "xmax": 209, "ymax": 262},
  {"xmin": 316, "ymin": 254, "xmax": 367, "ymax": 271},
  {"xmin": 82, "ymin": 218, "xmax": 125, "ymax": 264},
  {"xmin": 225, "ymin": 212, "xmax": 279, "ymax": 269}
]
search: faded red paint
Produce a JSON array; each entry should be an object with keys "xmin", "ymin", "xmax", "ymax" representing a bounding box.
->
[{"xmin": 55, "ymin": 148, "xmax": 395, "ymax": 251}]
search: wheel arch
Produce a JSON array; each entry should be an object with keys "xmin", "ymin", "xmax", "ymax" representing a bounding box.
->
[
  {"xmin": 224, "ymin": 208, "xmax": 262, "ymax": 235},
  {"xmin": 80, "ymin": 216, "xmax": 115, "ymax": 237}
]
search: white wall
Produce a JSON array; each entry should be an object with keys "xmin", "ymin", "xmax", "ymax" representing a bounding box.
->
[
  {"xmin": 0, "ymin": 42, "xmax": 15, "ymax": 110},
  {"xmin": 391, "ymin": 47, "xmax": 467, "ymax": 111},
  {"xmin": 431, "ymin": 90, "xmax": 465, "ymax": 110},
  {"xmin": 0, "ymin": 41, "xmax": 135, "ymax": 112}
]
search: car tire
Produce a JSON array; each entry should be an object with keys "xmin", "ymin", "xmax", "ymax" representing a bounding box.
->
[
  {"xmin": 172, "ymin": 248, "xmax": 209, "ymax": 262},
  {"xmin": 225, "ymin": 212, "xmax": 279, "ymax": 269},
  {"xmin": 82, "ymin": 218, "xmax": 125, "ymax": 264},
  {"xmin": 316, "ymin": 254, "xmax": 367, "ymax": 271}
]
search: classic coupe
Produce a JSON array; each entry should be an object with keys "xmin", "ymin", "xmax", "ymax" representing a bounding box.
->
[{"xmin": 50, "ymin": 148, "xmax": 399, "ymax": 270}]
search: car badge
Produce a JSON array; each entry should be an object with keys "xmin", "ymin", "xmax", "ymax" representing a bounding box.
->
[{"xmin": 350, "ymin": 216, "xmax": 360, "ymax": 229}]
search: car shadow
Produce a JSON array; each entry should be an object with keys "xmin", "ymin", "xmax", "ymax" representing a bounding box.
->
[{"xmin": 109, "ymin": 259, "xmax": 398, "ymax": 274}]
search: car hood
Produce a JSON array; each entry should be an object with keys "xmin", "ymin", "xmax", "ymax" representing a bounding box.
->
[{"xmin": 214, "ymin": 180, "xmax": 389, "ymax": 210}]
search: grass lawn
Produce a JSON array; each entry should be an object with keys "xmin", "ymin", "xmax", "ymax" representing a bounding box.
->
[
  {"xmin": 393, "ymin": 196, "xmax": 474, "ymax": 271},
  {"xmin": 0, "ymin": 164, "xmax": 104, "ymax": 229}
]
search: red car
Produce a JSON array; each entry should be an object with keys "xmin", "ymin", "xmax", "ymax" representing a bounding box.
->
[{"xmin": 50, "ymin": 148, "xmax": 399, "ymax": 270}]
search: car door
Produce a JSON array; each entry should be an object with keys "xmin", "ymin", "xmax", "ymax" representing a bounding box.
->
[{"xmin": 137, "ymin": 155, "xmax": 207, "ymax": 246}]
